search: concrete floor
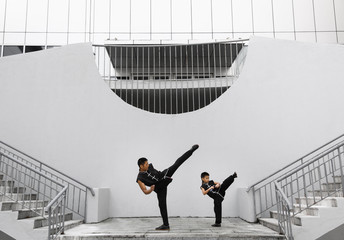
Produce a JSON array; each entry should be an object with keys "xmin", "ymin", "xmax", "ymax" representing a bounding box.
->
[{"xmin": 59, "ymin": 217, "xmax": 285, "ymax": 240}]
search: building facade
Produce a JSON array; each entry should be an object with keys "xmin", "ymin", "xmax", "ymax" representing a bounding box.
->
[{"xmin": 1, "ymin": 0, "xmax": 343, "ymax": 113}]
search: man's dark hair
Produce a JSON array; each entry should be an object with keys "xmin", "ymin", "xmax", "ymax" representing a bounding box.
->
[
  {"xmin": 201, "ymin": 172, "xmax": 209, "ymax": 179},
  {"xmin": 137, "ymin": 157, "xmax": 148, "ymax": 167}
]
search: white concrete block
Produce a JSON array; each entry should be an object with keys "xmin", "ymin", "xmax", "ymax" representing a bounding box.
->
[
  {"xmin": 86, "ymin": 188, "xmax": 110, "ymax": 223},
  {"xmin": 237, "ymin": 187, "xmax": 257, "ymax": 223}
]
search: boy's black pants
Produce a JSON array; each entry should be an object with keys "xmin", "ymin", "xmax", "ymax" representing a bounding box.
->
[
  {"xmin": 213, "ymin": 174, "xmax": 236, "ymax": 224},
  {"xmin": 155, "ymin": 149, "xmax": 194, "ymax": 226}
]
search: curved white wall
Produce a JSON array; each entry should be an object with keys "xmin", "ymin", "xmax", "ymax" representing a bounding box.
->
[{"xmin": 1, "ymin": 37, "xmax": 344, "ymax": 218}]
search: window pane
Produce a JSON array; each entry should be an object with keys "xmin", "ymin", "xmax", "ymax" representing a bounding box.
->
[
  {"xmin": 48, "ymin": 0, "xmax": 69, "ymax": 32},
  {"xmin": 294, "ymin": 0, "xmax": 316, "ymax": 31},
  {"xmin": 4, "ymin": 33, "xmax": 25, "ymax": 45},
  {"xmin": 0, "ymin": 1, "xmax": 6, "ymax": 31},
  {"xmin": 131, "ymin": 0, "xmax": 150, "ymax": 33},
  {"xmin": 152, "ymin": 0, "xmax": 170, "ymax": 33},
  {"xmin": 232, "ymin": 0, "xmax": 253, "ymax": 34},
  {"xmin": 172, "ymin": 0, "xmax": 191, "ymax": 33},
  {"xmin": 212, "ymin": 0, "xmax": 232, "ymax": 34},
  {"xmin": 69, "ymin": 0, "xmax": 87, "ymax": 33},
  {"xmin": 26, "ymin": 33, "xmax": 46, "ymax": 45},
  {"xmin": 338, "ymin": 32, "xmax": 344, "ymax": 44},
  {"xmin": 273, "ymin": 0, "xmax": 294, "ymax": 32},
  {"xmin": 47, "ymin": 33, "xmax": 67, "ymax": 45},
  {"xmin": 316, "ymin": 32, "xmax": 337, "ymax": 43},
  {"xmin": 296, "ymin": 32, "xmax": 316, "ymax": 42},
  {"xmin": 275, "ymin": 32, "xmax": 296, "ymax": 41},
  {"xmin": 94, "ymin": 0, "xmax": 109, "ymax": 34},
  {"xmin": 6, "ymin": 0, "xmax": 27, "ymax": 31},
  {"xmin": 253, "ymin": 0, "xmax": 273, "ymax": 33},
  {"xmin": 68, "ymin": 33, "xmax": 85, "ymax": 44},
  {"xmin": 27, "ymin": 0, "xmax": 47, "ymax": 32},
  {"xmin": 192, "ymin": 0, "xmax": 212, "ymax": 34},
  {"xmin": 314, "ymin": 0, "xmax": 336, "ymax": 32},
  {"xmin": 334, "ymin": 0, "xmax": 344, "ymax": 31},
  {"xmin": 110, "ymin": 0, "xmax": 130, "ymax": 35}
]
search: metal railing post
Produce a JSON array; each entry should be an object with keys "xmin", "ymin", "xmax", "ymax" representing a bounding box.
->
[
  {"xmin": 337, "ymin": 147, "xmax": 344, "ymax": 194},
  {"xmin": 48, "ymin": 207, "xmax": 52, "ymax": 240}
]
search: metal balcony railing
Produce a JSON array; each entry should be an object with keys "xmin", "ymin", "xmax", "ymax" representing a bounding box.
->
[{"xmin": 93, "ymin": 39, "xmax": 249, "ymax": 114}]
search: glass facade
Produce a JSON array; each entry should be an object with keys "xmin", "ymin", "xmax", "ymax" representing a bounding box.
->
[{"xmin": 1, "ymin": 0, "xmax": 343, "ymax": 49}]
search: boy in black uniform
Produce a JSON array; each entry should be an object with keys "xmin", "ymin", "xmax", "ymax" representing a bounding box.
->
[
  {"xmin": 200, "ymin": 171, "xmax": 237, "ymax": 227},
  {"xmin": 136, "ymin": 144, "xmax": 199, "ymax": 230}
]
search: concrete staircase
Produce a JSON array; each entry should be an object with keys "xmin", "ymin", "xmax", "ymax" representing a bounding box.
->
[
  {"xmin": 259, "ymin": 176, "xmax": 344, "ymax": 240},
  {"xmin": 0, "ymin": 174, "xmax": 83, "ymax": 240}
]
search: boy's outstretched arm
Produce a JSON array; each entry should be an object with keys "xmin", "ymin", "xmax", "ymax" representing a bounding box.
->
[
  {"xmin": 201, "ymin": 186, "xmax": 214, "ymax": 195},
  {"xmin": 138, "ymin": 180, "xmax": 155, "ymax": 195}
]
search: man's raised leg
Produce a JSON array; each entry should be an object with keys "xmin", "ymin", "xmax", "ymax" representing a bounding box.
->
[{"xmin": 163, "ymin": 144, "xmax": 199, "ymax": 178}]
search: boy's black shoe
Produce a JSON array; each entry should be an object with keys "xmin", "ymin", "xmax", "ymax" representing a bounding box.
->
[
  {"xmin": 191, "ymin": 144, "xmax": 199, "ymax": 151},
  {"xmin": 155, "ymin": 225, "xmax": 170, "ymax": 230},
  {"xmin": 233, "ymin": 172, "xmax": 238, "ymax": 178},
  {"xmin": 211, "ymin": 223, "xmax": 221, "ymax": 227}
]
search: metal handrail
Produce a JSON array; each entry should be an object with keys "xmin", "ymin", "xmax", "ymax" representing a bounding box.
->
[
  {"xmin": 247, "ymin": 133, "xmax": 344, "ymax": 192},
  {"xmin": 274, "ymin": 181, "xmax": 292, "ymax": 208},
  {"xmin": 0, "ymin": 152, "xmax": 64, "ymax": 188},
  {"xmin": 96, "ymin": 38, "xmax": 250, "ymax": 47},
  {"xmin": 0, "ymin": 140, "xmax": 95, "ymax": 196},
  {"xmin": 274, "ymin": 181, "xmax": 294, "ymax": 240},
  {"xmin": 46, "ymin": 185, "xmax": 68, "ymax": 240},
  {"xmin": 46, "ymin": 185, "xmax": 68, "ymax": 210},
  {"xmin": 278, "ymin": 143, "xmax": 344, "ymax": 182}
]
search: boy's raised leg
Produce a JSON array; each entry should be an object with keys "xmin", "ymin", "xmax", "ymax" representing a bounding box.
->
[{"xmin": 219, "ymin": 172, "xmax": 237, "ymax": 196}]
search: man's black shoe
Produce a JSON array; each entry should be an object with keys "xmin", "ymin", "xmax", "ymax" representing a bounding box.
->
[
  {"xmin": 191, "ymin": 144, "xmax": 199, "ymax": 151},
  {"xmin": 155, "ymin": 225, "xmax": 170, "ymax": 230},
  {"xmin": 233, "ymin": 172, "xmax": 237, "ymax": 178},
  {"xmin": 211, "ymin": 223, "xmax": 221, "ymax": 227}
]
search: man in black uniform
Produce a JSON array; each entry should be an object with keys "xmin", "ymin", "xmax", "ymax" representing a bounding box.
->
[
  {"xmin": 136, "ymin": 144, "xmax": 199, "ymax": 230},
  {"xmin": 200, "ymin": 171, "xmax": 237, "ymax": 227}
]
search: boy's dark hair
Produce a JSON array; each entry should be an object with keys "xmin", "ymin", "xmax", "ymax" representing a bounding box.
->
[
  {"xmin": 201, "ymin": 172, "xmax": 209, "ymax": 179},
  {"xmin": 137, "ymin": 157, "xmax": 148, "ymax": 167}
]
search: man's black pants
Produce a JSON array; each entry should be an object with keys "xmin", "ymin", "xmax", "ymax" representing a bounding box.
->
[
  {"xmin": 213, "ymin": 174, "xmax": 236, "ymax": 224},
  {"xmin": 155, "ymin": 149, "xmax": 194, "ymax": 226}
]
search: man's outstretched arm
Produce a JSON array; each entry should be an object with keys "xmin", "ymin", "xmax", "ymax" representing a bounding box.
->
[{"xmin": 138, "ymin": 180, "xmax": 155, "ymax": 195}]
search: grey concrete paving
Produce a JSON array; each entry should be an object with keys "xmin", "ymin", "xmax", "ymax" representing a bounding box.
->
[{"xmin": 59, "ymin": 217, "xmax": 285, "ymax": 240}]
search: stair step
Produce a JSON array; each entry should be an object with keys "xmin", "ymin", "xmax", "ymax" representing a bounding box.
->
[
  {"xmin": 258, "ymin": 218, "xmax": 280, "ymax": 233},
  {"xmin": 292, "ymin": 205, "xmax": 321, "ymax": 216},
  {"xmin": 322, "ymin": 182, "xmax": 342, "ymax": 191},
  {"xmin": 0, "ymin": 193, "xmax": 38, "ymax": 201},
  {"xmin": 0, "ymin": 180, "xmax": 15, "ymax": 187},
  {"xmin": 0, "ymin": 186, "xmax": 26, "ymax": 193},
  {"xmin": 34, "ymin": 212, "xmax": 73, "ymax": 228},
  {"xmin": 269, "ymin": 211, "xmax": 307, "ymax": 226},
  {"xmin": 308, "ymin": 190, "xmax": 343, "ymax": 197},
  {"xmin": 1, "ymin": 200, "xmax": 49, "ymax": 211},
  {"xmin": 295, "ymin": 197, "xmax": 337, "ymax": 207},
  {"xmin": 40, "ymin": 219, "xmax": 83, "ymax": 235},
  {"xmin": 333, "ymin": 176, "xmax": 343, "ymax": 183},
  {"xmin": 17, "ymin": 207, "xmax": 46, "ymax": 219}
]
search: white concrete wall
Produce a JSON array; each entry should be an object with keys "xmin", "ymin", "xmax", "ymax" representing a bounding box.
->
[{"xmin": 1, "ymin": 37, "xmax": 344, "ymax": 218}]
